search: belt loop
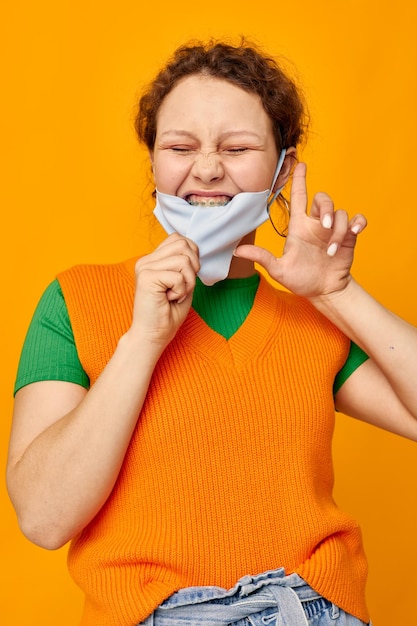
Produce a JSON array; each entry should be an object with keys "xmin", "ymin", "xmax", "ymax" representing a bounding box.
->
[{"xmin": 331, "ymin": 603, "xmax": 340, "ymax": 619}]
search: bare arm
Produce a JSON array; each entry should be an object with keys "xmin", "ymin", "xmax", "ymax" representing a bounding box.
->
[
  {"xmin": 334, "ymin": 357, "xmax": 417, "ymax": 440},
  {"xmin": 7, "ymin": 234, "xmax": 200, "ymax": 549},
  {"xmin": 318, "ymin": 279, "xmax": 417, "ymax": 439},
  {"xmin": 235, "ymin": 163, "xmax": 417, "ymax": 440}
]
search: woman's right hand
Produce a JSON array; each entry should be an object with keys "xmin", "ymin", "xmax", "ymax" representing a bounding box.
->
[{"xmin": 131, "ymin": 233, "xmax": 200, "ymax": 348}]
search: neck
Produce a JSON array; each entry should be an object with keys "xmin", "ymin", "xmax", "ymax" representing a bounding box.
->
[{"xmin": 227, "ymin": 231, "xmax": 256, "ymax": 279}]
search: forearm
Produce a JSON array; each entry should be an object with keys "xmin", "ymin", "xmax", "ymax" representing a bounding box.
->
[
  {"xmin": 310, "ymin": 278, "xmax": 417, "ymax": 416},
  {"xmin": 7, "ymin": 330, "xmax": 163, "ymax": 549}
]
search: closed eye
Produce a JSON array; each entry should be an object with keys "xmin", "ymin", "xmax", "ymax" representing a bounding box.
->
[
  {"xmin": 171, "ymin": 147, "xmax": 196, "ymax": 154},
  {"xmin": 223, "ymin": 147, "xmax": 250, "ymax": 154}
]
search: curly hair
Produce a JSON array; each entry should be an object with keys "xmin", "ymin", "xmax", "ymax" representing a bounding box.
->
[{"xmin": 135, "ymin": 39, "xmax": 308, "ymax": 154}]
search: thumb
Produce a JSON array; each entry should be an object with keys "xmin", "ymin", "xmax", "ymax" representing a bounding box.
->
[{"xmin": 234, "ymin": 244, "xmax": 279, "ymax": 274}]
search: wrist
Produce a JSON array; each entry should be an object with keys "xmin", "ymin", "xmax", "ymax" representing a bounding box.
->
[
  {"xmin": 308, "ymin": 275, "xmax": 356, "ymax": 312},
  {"xmin": 118, "ymin": 327, "xmax": 166, "ymax": 366}
]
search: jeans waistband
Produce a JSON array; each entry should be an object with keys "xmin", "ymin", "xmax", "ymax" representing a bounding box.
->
[{"xmin": 150, "ymin": 569, "xmax": 324, "ymax": 625}]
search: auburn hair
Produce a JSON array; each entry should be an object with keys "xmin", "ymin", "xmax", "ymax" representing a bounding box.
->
[{"xmin": 135, "ymin": 39, "xmax": 308, "ymax": 154}]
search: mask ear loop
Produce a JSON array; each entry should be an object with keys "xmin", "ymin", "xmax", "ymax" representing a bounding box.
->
[
  {"xmin": 267, "ymin": 148, "xmax": 287, "ymax": 212},
  {"xmin": 267, "ymin": 148, "xmax": 290, "ymax": 236}
]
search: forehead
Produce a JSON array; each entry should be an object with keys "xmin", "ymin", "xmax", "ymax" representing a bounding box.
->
[{"xmin": 156, "ymin": 74, "xmax": 272, "ymax": 135}]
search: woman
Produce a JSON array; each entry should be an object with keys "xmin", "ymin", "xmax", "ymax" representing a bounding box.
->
[{"xmin": 7, "ymin": 40, "xmax": 417, "ymax": 626}]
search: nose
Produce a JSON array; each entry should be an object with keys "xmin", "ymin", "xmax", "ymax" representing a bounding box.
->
[{"xmin": 191, "ymin": 150, "xmax": 224, "ymax": 183}]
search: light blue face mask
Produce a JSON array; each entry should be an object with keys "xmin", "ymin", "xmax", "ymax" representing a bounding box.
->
[{"xmin": 154, "ymin": 148, "xmax": 287, "ymax": 285}]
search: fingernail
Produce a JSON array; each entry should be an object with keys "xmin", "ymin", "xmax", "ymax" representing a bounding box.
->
[
  {"xmin": 322, "ymin": 214, "xmax": 332, "ymax": 229},
  {"xmin": 351, "ymin": 224, "xmax": 361, "ymax": 234},
  {"xmin": 327, "ymin": 242, "xmax": 338, "ymax": 257}
]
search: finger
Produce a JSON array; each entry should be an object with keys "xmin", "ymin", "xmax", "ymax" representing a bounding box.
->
[
  {"xmin": 234, "ymin": 244, "xmax": 278, "ymax": 274},
  {"xmin": 326, "ymin": 209, "xmax": 349, "ymax": 257},
  {"xmin": 289, "ymin": 162, "xmax": 308, "ymax": 217},
  {"xmin": 159, "ymin": 232, "xmax": 199, "ymax": 256},
  {"xmin": 166, "ymin": 276, "xmax": 194, "ymax": 303},
  {"xmin": 139, "ymin": 267, "xmax": 196, "ymax": 304},
  {"xmin": 160, "ymin": 271, "xmax": 189, "ymax": 303},
  {"xmin": 169, "ymin": 237, "xmax": 200, "ymax": 274},
  {"xmin": 349, "ymin": 213, "xmax": 368, "ymax": 235},
  {"xmin": 135, "ymin": 246, "xmax": 198, "ymax": 299},
  {"xmin": 137, "ymin": 238, "xmax": 200, "ymax": 275},
  {"xmin": 309, "ymin": 192, "xmax": 335, "ymax": 229},
  {"xmin": 164, "ymin": 259, "xmax": 197, "ymax": 303},
  {"xmin": 137, "ymin": 254, "xmax": 198, "ymax": 276}
]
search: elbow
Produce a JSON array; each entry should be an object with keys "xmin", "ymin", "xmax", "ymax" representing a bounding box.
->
[
  {"xmin": 8, "ymin": 490, "xmax": 74, "ymax": 550},
  {"xmin": 7, "ymin": 471, "xmax": 76, "ymax": 550},
  {"xmin": 18, "ymin": 518, "xmax": 72, "ymax": 550}
]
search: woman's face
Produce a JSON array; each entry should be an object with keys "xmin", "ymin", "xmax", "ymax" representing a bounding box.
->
[{"xmin": 151, "ymin": 74, "xmax": 280, "ymax": 206}]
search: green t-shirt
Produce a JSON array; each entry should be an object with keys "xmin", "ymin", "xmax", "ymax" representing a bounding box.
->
[{"xmin": 14, "ymin": 275, "xmax": 368, "ymax": 395}]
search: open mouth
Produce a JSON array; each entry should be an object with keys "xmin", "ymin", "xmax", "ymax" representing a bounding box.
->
[{"xmin": 185, "ymin": 194, "xmax": 232, "ymax": 207}]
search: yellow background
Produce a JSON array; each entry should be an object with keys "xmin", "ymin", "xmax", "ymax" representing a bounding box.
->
[{"xmin": 1, "ymin": 1, "xmax": 416, "ymax": 624}]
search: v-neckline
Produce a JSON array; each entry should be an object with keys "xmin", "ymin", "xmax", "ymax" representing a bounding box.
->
[
  {"xmin": 178, "ymin": 277, "xmax": 284, "ymax": 369},
  {"xmin": 119, "ymin": 258, "xmax": 285, "ymax": 369}
]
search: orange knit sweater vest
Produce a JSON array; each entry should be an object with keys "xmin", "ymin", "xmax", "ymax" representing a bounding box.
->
[{"xmin": 57, "ymin": 259, "xmax": 369, "ymax": 626}]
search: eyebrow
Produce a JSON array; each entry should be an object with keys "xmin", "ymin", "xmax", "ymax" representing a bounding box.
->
[{"xmin": 158, "ymin": 130, "xmax": 263, "ymax": 140}]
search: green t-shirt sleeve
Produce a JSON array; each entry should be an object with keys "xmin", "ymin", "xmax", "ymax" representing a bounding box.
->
[
  {"xmin": 333, "ymin": 341, "xmax": 369, "ymax": 395},
  {"xmin": 14, "ymin": 279, "xmax": 90, "ymax": 395}
]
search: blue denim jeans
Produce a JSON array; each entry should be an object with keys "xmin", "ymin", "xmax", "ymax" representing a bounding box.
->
[{"xmin": 140, "ymin": 568, "xmax": 371, "ymax": 626}]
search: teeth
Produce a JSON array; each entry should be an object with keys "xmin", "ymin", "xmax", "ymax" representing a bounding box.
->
[
  {"xmin": 188, "ymin": 200, "xmax": 229, "ymax": 206},
  {"xmin": 186, "ymin": 195, "xmax": 231, "ymax": 207}
]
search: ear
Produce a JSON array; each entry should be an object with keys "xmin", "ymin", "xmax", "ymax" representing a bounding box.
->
[
  {"xmin": 149, "ymin": 150, "xmax": 155, "ymax": 174},
  {"xmin": 273, "ymin": 147, "xmax": 297, "ymax": 191}
]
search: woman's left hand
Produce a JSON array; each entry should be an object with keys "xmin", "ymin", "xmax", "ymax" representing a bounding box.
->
[{"xmin": 234, "ymin": 162, "xmax": 367, "ymax": 299}]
